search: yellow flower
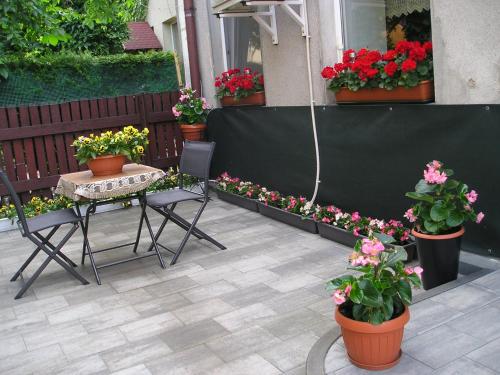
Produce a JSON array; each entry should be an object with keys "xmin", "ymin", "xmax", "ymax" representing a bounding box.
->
[
  {"xmin": 136, "ymin": 146, "xmax": 144, "ymax": 154},
  {"xmin": 99, "ymin": 145, "xmax": 106, "ymax": 153},
  {"xmin": 143, "ymin": 128, "xmax": 149, "ymax": 135}
]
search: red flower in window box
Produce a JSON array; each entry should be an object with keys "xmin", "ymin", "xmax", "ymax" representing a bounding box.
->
[{"xmin": 215, "ymin": 67, "xmax": 265, "ymax": 106}]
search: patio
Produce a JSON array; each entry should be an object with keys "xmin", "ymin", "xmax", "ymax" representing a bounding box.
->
[{"xmin": 1, "ymin": 195, "xmax": 499, "ymax": 375}]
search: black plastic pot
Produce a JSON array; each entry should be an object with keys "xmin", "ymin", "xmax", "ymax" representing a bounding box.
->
[
  {"xmin": 258, "ymin": 203, "xmax": 318, "ymax": 233},
  {"xmin": 215, "ymin": 190, "xmax": 259, "ymax": 212},
  {"xmin": 412, "ymin": 227, "xmax": 464, "ymax": 290},
  {"xmin": 318, "ymin": 223, "xmax": 417, "ymax": 261}
]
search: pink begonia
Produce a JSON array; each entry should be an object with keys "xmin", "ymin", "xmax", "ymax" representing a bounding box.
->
[
  {"xmin": 423, "ymin": 165, "xmax": 447, "ymax": 184},
  {"xmin": 428, "ymin": 160, "xmax": 442, "ymax": 169},
  {"xmin": 464, "ymin": 204, "xmax": 472, "ymax": 211},
  {"xmin": 404, "ymin": 208, "xmax": 417, "ymax": 223},
  {"xmin": 404, "ymin": 267, "xmax": 413, "ymax": 275},
  {"xmin": 333, "ymin": 290, "xmax": 346, "ymax": 305},
  {"xmin": 401, "ymin": 230, "xmax": 410, "ymax": 242},
  {"xmin": 476, "ymin": 212, "xmax": 485, "ymax": 224},
  {"xmin": 353, "ymin": 227, "xmax": 360, "ymax": 237},
  {"xmin": 201, "ymin": 98, "xmax": 209, "ymax": 110},
  {"xmin": 345, "ymin": 284, "xmax": 352, "ymax": 296},
  {"xmin": 299, "ymin": 196, "xmax": 306, "ymax": 203},
  {"xmin": 414, "ymin": 266, "xmax": 423, "ymax": 278},
  {"xmin": 327, "ymin": 205, "xmax": 335, "ymax": 213},
  {"xmin": 361, "ymin": 238, "xmax": 385, "ymax": 257},
  {"xmin": 172, "ymin": 106, "xmax": 182, "ymax": 117},
  {"xmin": 322, "ymin": 217, "xmax": 331, "ymax": 223},
  {"xmin": 179, "ymin": 94, "xmax": 189, "ymax": 102},
  {"xmin": 351, "ymin": 212, "xmax": 361, "ymax": 222},
  {"xmin": 465, "ymin": 190, "xmax": 478, "ymax": 204}
]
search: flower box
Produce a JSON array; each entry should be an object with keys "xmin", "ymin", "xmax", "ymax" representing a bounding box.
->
[
  {"xmin": 216, "ymin": 190, "xmax": 259, "ymax": 212},
  {"xmin": 335, "ymin": 80, "xmax": 434, "ymax": 104},
  {"xmin": 318, "ymin": 223, "xmax": 417, "ymax": 261},
  {"xmin": 258, "ymin": 203, "xmax": 318, "ymax": 234},
  {"xmin": 0, "ymin": 218, "xmax": 17, "ymax": 233},
  {"xmin": 221, "ymin": 91, "xmax": 266, "ymax": 107}
]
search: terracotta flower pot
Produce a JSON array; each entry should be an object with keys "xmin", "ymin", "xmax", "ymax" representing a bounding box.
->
[
  {"xmin": 87, "ymin": 155, "xmax": 126, "ymax": 177},
  {"xmin": 180, "ymin": 123, "xmax": 207, "ymax": 141},
  {"xmin": 335, "ymin": 306, "xmax": 410, "ymax": 371},
  {"xmin": 221, "ymin": 91, "xmax": 266, "ymax": 107},
  {"xmin": 335, "ymin": 80, "xmax": 434, "ymax": 104},
  {"xmin": 412, "ymin": 227, "xmax": 464, "ymax": 290}
]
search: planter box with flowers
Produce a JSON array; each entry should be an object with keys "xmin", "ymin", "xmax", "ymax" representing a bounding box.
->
[
  {"xmin": 322, "ymin": 40, "xmax": 434, "ymax": 103},
  {"xmin": 315, "ymin": 205, "xmax": 417, "ymax": 261},
  {"xmin": 215, "ymin": 68, "xmax": 266, "ymax": 107},
  {"xmin": 215, "ymin": 173, "xmax": 260, "ymax": 212},
  {"xmin": 258, "ymin": 188, "xmax": 317, "ymax": 234},
  {"xmin": 404, "ymin": 160, "xmax": 485, "ymax": 289},
  {"xmin": 172, "ymin": 87, "xmax": 211, "ymax": 141},
  {"xmin": 328, "ymin": 238, "xmax": 422, "ymax": 370}
]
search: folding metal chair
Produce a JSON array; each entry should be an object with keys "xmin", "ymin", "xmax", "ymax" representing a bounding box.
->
[
  {"xmin": 0, "ymin": 171, "xmax": 89, "ymax": 299},
  {"xmin": 137, "ymin": 141, "xmax": 226, "ymax": 265}
]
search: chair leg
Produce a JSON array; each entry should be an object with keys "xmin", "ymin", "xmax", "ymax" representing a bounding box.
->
[
  {"xmin": 33, "ymin": 231, "xmax": 77, "ymax": 267},
  {"xmin": 16, "ymin": 225, "xmax": 89, "ymax": 299},
  {"xmin": 132, "ymin": 203, "xmax": 146, "ymax": 254},
  {"xmin": 170, "ymin": 202, "xmax": 207, "ymax": 266},
  {"xmin": 168, "ymin": 211, "xmax": 226, "ymax": 250},
  {"xmin": 146, "ymin": 216, "xmax": 169, "ymax": 253},
  {"xmin": 80, "ymin": 205, "xmax": 92, "ymax": 265},
  {"xmin": 142, "ymin": 206, "xmax": 166, "ymax": 269},
  {"xmin": 11, "ymin": 226, "xmax": 60, "ymax": 282}
]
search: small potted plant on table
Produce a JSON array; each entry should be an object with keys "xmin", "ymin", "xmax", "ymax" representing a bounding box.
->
[
  {"xmin": 328, "ymin": 238, "xmax": 422, "ymax": 370},
  {"xmin": 404, "ymin": 160, "xmax": 485, "ymax": 289},
  {"xmin": 321, "ymin": 40, "xmax": 434, "ymax": 103},
  {"xmin": 215, "ymin": 68, "xmax": 265, "ymax": 106},
  {"xmin": 72, "ymin": 126, "xmax": 149, "ymax": 176},
  {"xmin": 172, "ymin": 87, "xmax": 211, "ymax": 141}
]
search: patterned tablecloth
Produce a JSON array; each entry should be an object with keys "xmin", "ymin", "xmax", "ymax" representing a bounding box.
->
[{"xmin": 55, "ymin": 164, "xmax": 165, "ymax": 201}]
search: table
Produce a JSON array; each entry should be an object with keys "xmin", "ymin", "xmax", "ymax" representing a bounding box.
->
[{"xmin": 55, "ymin": 163, "xmax": 166, "ymax": 284}]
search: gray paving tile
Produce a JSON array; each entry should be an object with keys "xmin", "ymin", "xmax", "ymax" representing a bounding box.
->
[
  {"xmin": 264, "ymin": 288, "xmax": 323, "ymax": 314},
  {"xmin": 172, "ymin": 298, "xmax": 234, "ymax": 325},
  {"xmin": 324, "ymin": 342, "xmax": 351, "ymax": 374},
  {"xmin": 404, "ymin": 324, "xmax": 485, "ymax": 369},
  {"xmin": 61, "ymin": 328, "xmax": 128, "ymax": 360},
  {"xmin": 51, "ymin": 354, "xmax": 108, "ymax": 375},
  {"xmin": 144, "ymin": 276, "xmax": 199, "ymax": 297},
  {"xmin": 48, "ymin": 302, "xmax": 104, "ymax": 325},
  {"xmin": 118, "ymin": 312, "xmax": 183, "ymax": 342},
  {"xmin": 146, "ymin": 344, "xmax": 224, "ymax": 375},
  {"xmin": 430, "ymin": 284, "xmax": 499, "ymax": 312},
  {"xmin": 181, "ymin": 280, "xmax": 238, "ymax": 302},
  {"xmin": 0, "ymin": 344, "xmax": 68, "ymax": 375},
  {"xmin": 433, "ymin": 357, "xmax": 497, "ymax": 375},
  {"xmin": 132, "ymin": 292, "xmax": 191, "ymax": 317},
  {"xmin": 467, "ymin": 337, "xmax": 500, "ymax": 372},
  {"xmin": 260, "ymin": 308, "xmax": 331, "ymax": 340},
  {"xmin": 110, "ymin": 364, "xmax": 153, "ymax": 375},
  {"xmin": 405, "ymin": 299, "xmax": 464, "ymax": 334},
  {"xmin": 160, "ymin": 319, "xmax": 229, "ymax": 352},
  {"xmin": 0, "ymin": 335, "xmax": 26, "ymax": 360},
  {"xmin": 214, "ymin": 303, "xmax": 277, "ymax": 331},
  {"xmin": 285, "ymin": 366, "xmax": 306, "ymax": 375},
  {"xmin": 81, "ymin": 306, "xmax": 141, "ymax": 332},
  {"xmin": 13, "ymin": 295, "xmax": 69, "ymax": 316},
  {"xmin": 448, "ymin": 306, "xmax": 500, "ymax": 342},
  {"xmin": 207, "ymin": 326, "xmax": 282, "ymax": 362},
  {"xmin": 220, "ymin": 283, "xmax": 281, "ymax": 308},
  {"xmin": 211, "ymin": 353, "xmax": 282, "ymax": 375},
  {"xmin": 23, "ymin": 321, "xmax": 88, "ymax": 351}
]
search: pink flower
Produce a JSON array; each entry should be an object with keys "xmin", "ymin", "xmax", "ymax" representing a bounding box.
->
[
  {"xmin": 333, "ymin": 290, "xmax": 346, "ymax": 305},
  {"xmin": 464, "ymin": 204, "xmax": 472, "ymax": 211},
  {"xmin": 465, "ymin": 190, "xmax": 478, "ymax": 204},
  {"xmin": 404, "ymin": 267, "xmax": 414, "ymax": 275},
  {"xmin": 179, "ymin": 94, "xmax": 189, "ymax": 102},
  {"xmin": 327, "ymin": 205, "xmax": 335, "ymax": 213},
  {"xmin": 351, "ymin": 212, "xmax": 361, "ymax": 222},
  {"xmin": 424, "ymin": 166, "xmax": 447, "ymax": 184},
  {"xmin": 404, "ymin": 208, "xmax": 417, "ymax": 223},
  {"xmin": 345, "ymin": 284, "xmax": 352, "ymax": 296},
  {"xmin": 428, "ymin": 160, "xmax": 442, "ymax": 169},
  {"xmin": 353, "ymin": 227, "xmax": 360, "ymax": 237},
  {"xmin": 322, "ymin": 217, "xmax": 331, "ymax": 223},
  {"xmin": 172, "ymin": 106, "xmax": 182, "ymax": 117},
  {"xmin": 201, "ymin": 97, "xmax": 209, "ymax": 110},
  {"xmin": 476, "ymin": 212, "xmax": 485, "ymax": 224},
  {"xmin": 414, "ymin": 266, "xmax": 423, "ymax": 278},
  {"xmin": 361, "ymin": 238, "xmax": 385, "ymax": 257}
]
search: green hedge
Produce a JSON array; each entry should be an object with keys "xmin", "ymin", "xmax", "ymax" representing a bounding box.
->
[{"xmin": 0, "ymin": 52, "xmax": 179, "ymax": 107}]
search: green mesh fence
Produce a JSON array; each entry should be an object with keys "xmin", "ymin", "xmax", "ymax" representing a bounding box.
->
[{"xmin": 0, "ymin": 52, "xmax": 179, "ymax": 107}]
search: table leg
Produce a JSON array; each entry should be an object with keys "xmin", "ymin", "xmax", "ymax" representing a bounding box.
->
[
  {"xmin": 133, "ymin": 190, "xmax": 146, "ymax": 254},
  {"xmin": 82, "ymin": 202, "xmax": 101, "ymax": 285}
]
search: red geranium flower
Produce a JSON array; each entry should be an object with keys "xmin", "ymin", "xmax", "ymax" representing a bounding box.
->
[
  {"xmin": 401, "ymin": 59, "xmax": 417, "ymax": 73},
  {"xmin": 321, "ymin": 66, "xmax": 336, "ymax": 79},
  {"xmin": 395, "ymin": 40, "xmax": 413, "ymax": 54},
  {"xmin": 334, "ymin": 63, "xmax": 347, "ymax": 72},
  {"xmin": 409, "ymin": 47, "xmax": 427, "ymax": 62},
  {"xmin": 382, "ymin": 50, "xmax": 397, "ymax": 61},
  {"xmin": 366, "ymin": 68, "xmax": 379, "ymax": 79},
  {"xmin": 384, "ymin": 61, "xmax": 398, "ymax": 77},
  {"xmin": 342, "ymin": 49, "xmax": 355, "ymax": 63},
  {"xmin": 423, "ymin": 41, "xmax": 433, "ymax": 52}
]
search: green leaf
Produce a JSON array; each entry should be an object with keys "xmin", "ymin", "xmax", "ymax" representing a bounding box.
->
[
  {"xmin": 385, "ymin": 246, "xmax": 408, "ymax": 266},
  {"xmin": 382, "ymin": 294, "xmax": 394, "ymax": 321},
  {"xmin": 359, "ymin": 279, "xmax": 383, "ymax": 308},
  {"xmin": 424, "ymin": 219, "xmax": 438, "ymax": 233},
  {"xmin": 444, "ymin": 179, "xmax": 460, "ymax": 190},
  {"xmin": 397, "ymin": 280, "xmax": 412, "ymax": 305},
  {"xmin": 369, "ymin": 309, "xmax": 385, "ymax": 325},
  {"xmin": 406, "ymin": 192, "xmax": 434, "ymax": 203},
  {"xmin": 349, "ymin": 282, "xmax": 363, "ymax": 304},
  {"xmin": 446, "ymin": 211, "xmax": 464, "ymax": 228},
  {"xmin": 415, "ymin": 179, "xmax": 437, "ymax": 194},
  {"xmin": 430, "ymin": 203, "xmax": 449, "ymax": 221},
  {"xmin": 352, "ymin": 304, "xmax": 364, "ymax": 321},
  {"xmin": 373, "ymin": 232, "xmax": 395, "ymax": 244}
]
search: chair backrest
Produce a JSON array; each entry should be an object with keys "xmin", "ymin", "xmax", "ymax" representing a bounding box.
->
[
  {"xmin": 179, "ymin": 141, "xmax": 216, "ymax": 180},
  {"xmin": 0, "ymin": 170, "xmax": 29, "ymax": 234}
]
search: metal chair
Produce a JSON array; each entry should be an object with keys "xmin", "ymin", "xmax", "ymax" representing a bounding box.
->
[
  {"xmin": 0, "ymin": 171, "xmax": 89, "ymax": 299},
  {"xmin": 137, "ymin": 141, "xmax": 226, "ymax": 265}
]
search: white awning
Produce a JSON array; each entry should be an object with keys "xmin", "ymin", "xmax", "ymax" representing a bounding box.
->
[{"xmin": 386, "ymin": 0, "xmax": 430, "ymax": 18}]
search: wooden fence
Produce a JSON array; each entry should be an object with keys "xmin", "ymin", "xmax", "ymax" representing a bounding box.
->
[{"xmin": 0, "ymin": 91, "xmax": 182, "ymax": 202}]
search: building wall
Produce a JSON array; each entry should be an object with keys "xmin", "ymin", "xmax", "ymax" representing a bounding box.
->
[
  {"xmin": 431, "ymin": 0, "xmax": 500, "ymax": 104},
  {"xmin": 146, "ymin": 0, "xmax": 178, "ymax": 49}
]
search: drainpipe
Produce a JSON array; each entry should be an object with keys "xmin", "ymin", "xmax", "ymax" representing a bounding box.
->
[{"xmin": 183, "ymin": 0, "xmax": 202, "ymax": 94}]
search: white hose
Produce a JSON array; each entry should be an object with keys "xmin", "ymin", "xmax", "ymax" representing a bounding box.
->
[{"xmin": 302, "ymin": 0, "xmax": 321, "ymax": 204}]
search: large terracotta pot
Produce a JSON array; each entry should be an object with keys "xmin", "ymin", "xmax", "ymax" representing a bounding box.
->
[
  {"xmin": 335, "ymin": 306, "xmax": 410, "ymax": 371},
  {"xmin": 335, "ymin": 80, "xmax": 434, "ymax": 104},
  {"xmin": 412, "ymin": 227, "xmax": 464, "ymax": 290},
  {"xmin": 180, "ymin": 123, "xmax": 207, "ymax": 141},
  {"xmin": 221, "ymin": 91, "xmax": 266, "ymax": 107},
  {"xmin": 87, "ymin": 155, "xmax": 126, "ymax": 177}
]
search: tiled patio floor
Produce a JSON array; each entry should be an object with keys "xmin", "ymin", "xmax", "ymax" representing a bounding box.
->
[{"xmin": 0, "ymin": 195, "xmax": 499, "ymax": 375}]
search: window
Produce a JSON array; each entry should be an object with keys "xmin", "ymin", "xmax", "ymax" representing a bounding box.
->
[
  {"xmin": 162, "ymin": 17, "xmax": 182, "ymax": 55},
  {"xmin": 335, "ymin": 0, "xmax": 431, "ymax": 55},
  {"xmin": 222, "ymin": 17, "xmax": 262, "ymax": 71}
]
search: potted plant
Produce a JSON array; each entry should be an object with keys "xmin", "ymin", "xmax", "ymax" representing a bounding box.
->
[
  {"xmin": 258, "ymin": 188, "xmax": 317, "ymax": 233},
  {"xmin": 321, "ymin": 40, "xmax": 434, "ymax": 103},
  {"xmin": 215, "ymin": 172, "xmax": 261, "ymax": 212},
  {"xmin": 328, "ymin": 238, "xmax": 422, "ymax": 370},
  {"xmin": 215, "ymin": 68, "xmax": 265, "ymax": 106},
  {"xmin": 72, "ymin": 126, "xmax": 149, "ymax": 176},
  {"xmin": 172, "ymin": 87, "xmax": 211, "ymax": 141},
  {"xmin": 404, "ymin": 160, "xmax": 485, "ymax": 289}
]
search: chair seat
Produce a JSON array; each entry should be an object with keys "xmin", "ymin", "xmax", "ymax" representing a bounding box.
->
[
  {"xmin": 27, "ymin": 208, "xmax": 81, "ymax": 233},
  {"xmin": 146, "ymin": 189, "xmax": 203, "ymax": 207}
]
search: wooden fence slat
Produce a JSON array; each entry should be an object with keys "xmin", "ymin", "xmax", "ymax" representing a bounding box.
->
[
  {"xmin": 18, "ymin": 107, "xmax": 38, "ymax": 182},
  {"xmin": 7, "ymin": 107, "xmax": 31, "ymax": 201},
  {"xmin": 49, "ymin": 104, "xmax": 69, "ymax": 175},
  {"xmin": 61, "ymin": 102, "xmax": 79, "ymax": 172},
  {"xmin": 0, "ymin": 108, "xmax": 16, "ymax": 182},
  {"xmin": 28, "ymin": 106, "xmax": 51, "ymax": 197},
  {"xmin": 40, "ymin": 105, "xmax": 60, "ymax": 176}
]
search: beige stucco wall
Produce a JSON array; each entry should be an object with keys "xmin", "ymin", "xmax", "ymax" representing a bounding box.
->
[
  {"xmin": 146, "ymin": 0, "xmax": 178, "ymax": 50},
  {"xmin": 431, "ymin": 0, "xmax": 500, "ymax": 104}
]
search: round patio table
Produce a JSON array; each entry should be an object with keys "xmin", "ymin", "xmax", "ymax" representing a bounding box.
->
[{"xmin": 55, "ymin": 163, "xmax": 166, "ymax": 284}]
